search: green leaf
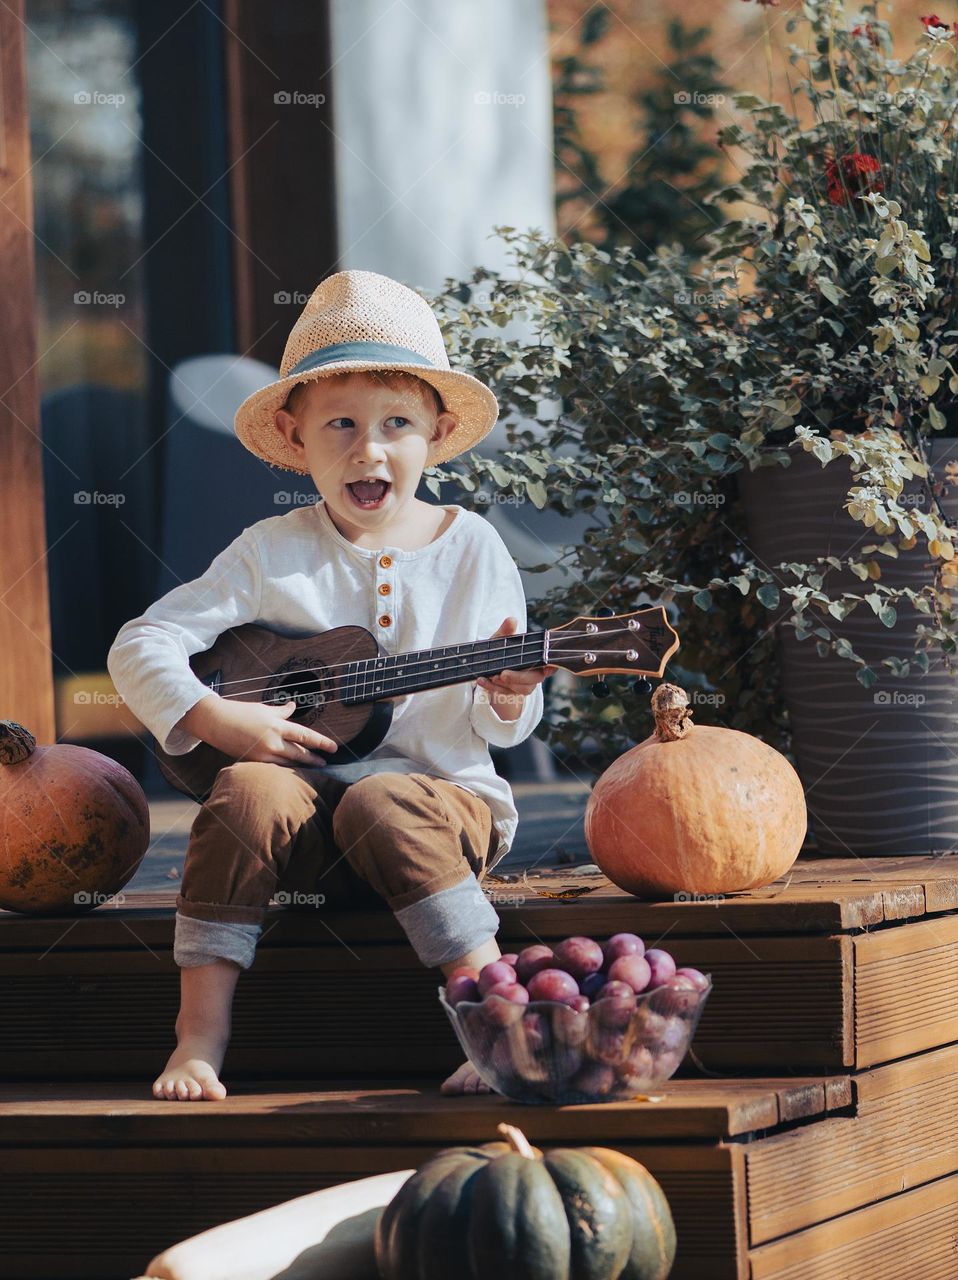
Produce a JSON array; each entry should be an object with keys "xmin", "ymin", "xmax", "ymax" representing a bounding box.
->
[
  {"xmin": 817, "ymin": 278, "xmax": 843, "ymax": 305},
  {"xmin": 879, "ymin": 605, "xmax": 898, "ymax": 628},
  {"xmin": 856, "ymin": 667, "xmax": 878, "ymax": 689},
  {"xmin": 757, "ymin": 584, "xmax": 780, "ymax": 609},
  {"xmin": 693, "ymin": 589, "xmax": 713, "ymax": 611}
]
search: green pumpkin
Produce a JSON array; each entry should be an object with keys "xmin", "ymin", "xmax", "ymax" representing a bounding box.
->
[{"xmin": 374, "ymin": 1123, "xmax": 676, "ymax": 1280}]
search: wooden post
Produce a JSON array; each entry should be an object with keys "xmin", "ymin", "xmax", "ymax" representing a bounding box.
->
[
  {"xmin": 221, "ymin": 0, "xmax": 338, "ymax": 366},
  {"xmin": 0, "ymin": 0, "xmax": 54, "ymax": 741}
]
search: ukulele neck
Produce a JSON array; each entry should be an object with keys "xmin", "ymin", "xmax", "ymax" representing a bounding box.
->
[{"xmin": 341, "ymin": 631, "xmax": 549, "ymax": 703}]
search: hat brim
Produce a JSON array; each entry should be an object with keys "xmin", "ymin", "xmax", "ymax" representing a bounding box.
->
[{"xmin": 233, "ymin": 360, "xmax": 499, "ymax": 474}]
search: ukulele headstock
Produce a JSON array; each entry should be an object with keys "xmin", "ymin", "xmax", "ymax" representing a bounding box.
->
[{"xmin": 545, "ymin": 606, "xmax": 679, "ymax": 677}]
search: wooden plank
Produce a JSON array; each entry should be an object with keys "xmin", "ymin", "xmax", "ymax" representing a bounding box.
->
[
  {"xmin": 0, "ymin": 1143, "xmax": 742, "ymax": 1280},
  {"xmin": 15, "ymin": 850, "xmax": 958, "ymax": 947},
  {"xmin": 8, "ymin": 847, "xmax": 958, "ymax": 948},
  {"xmin": 855, "ymin": 914, "xmax": 958, "ymax": 1067},
  {"xmin": 747, "ymin": 1044, "xmax": 958, "ymax": 1245},
  {"xmin": 0, "ymin": 932, "xmax": 854, "ymax": 1078},
  {"xmin": 749, "ymin": 1170, "xmax": 958, "ymax": 1279},
  {"xmin": 0, "ymin": 1075, "xmax": 846, "ymax": 1143}
]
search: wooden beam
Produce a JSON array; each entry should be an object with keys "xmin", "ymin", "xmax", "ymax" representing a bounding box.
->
[
  {"xmin": 0, "ymin": 0, "xmax": 54, "ymax": 741},
  {"xmin": 221, "ymin": 0, "xmax": 338, "ymax": 365}
]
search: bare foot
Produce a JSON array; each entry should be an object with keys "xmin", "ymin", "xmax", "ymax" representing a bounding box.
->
[
  {"xmin": 153, "ymin": 1034, "xmax": 229, "ymax": 1101},
  {"xmin": 440, "ymin": 1059, "xmax": 493, "ymax": 1095}
]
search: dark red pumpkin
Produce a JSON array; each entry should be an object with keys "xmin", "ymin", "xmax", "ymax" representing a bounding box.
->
[
  {"xmin": 0, "ymin": 720, "xmax": 149, "ymax": 914},
  {"xmin": 374, "ymin": 1122, "xmax": 675, "ymax": 1280}
]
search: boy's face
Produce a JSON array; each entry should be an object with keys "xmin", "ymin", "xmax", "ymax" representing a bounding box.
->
[{"xmin": 274, "ymin": 372, "xmax": 458, "ymax": 542}]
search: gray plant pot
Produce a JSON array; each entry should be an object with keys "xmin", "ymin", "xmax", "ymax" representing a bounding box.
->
[{"xmin": 738, "ymin": 439, "xmax": 958, "ymax": 856}]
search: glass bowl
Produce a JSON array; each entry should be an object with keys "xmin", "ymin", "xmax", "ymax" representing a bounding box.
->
[{"xmin": 439, "ymin": 977, "xmax": 712, "ymax": 1105}]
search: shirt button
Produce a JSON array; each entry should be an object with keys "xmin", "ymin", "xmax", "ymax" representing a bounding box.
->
[
  {"xmin": 379, "ymin": 554, "xmax": 393, "ymax": 568},
  {"xmin": 378, "ymin": 583, "xmax": 391, "ymax": 596},
  {"xmin": 378, "ymin": 613, "xmax": 392, "ymax": 627}
]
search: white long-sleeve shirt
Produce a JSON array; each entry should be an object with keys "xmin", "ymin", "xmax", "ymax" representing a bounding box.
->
[{"xmin": 106, "ymin": 499, "xmax": 545, "ymax": 868}]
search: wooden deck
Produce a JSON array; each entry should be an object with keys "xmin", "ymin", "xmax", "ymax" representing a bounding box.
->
[{"xmin": 3, "ymin": 843, "xmax": 958, "ymax": 1277}]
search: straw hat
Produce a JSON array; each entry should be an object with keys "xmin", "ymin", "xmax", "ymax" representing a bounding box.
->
[{"xmin": 233, "ymin": 269, "xmax": 499, "ymax": 473}]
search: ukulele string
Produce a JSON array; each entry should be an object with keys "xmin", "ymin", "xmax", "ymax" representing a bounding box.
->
[
  {"xmin": 209, "ymin": 626, "xmax": 643, "ymax": 692},
  {"xmin": 210, "ymin": 630, "xmax": 650, "ymax": 705}
]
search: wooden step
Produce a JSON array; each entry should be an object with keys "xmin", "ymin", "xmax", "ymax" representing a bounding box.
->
[
  {"xmin": 4, "ymin": 1047, "xmax": 958, "ymax": 1280},
  {"xmin": 0, "ymin": 1072, "xmax": 851, "ymax": 1280},
  {"xmin": 3, "ymin": 856, "xmax": 958, "ymax": 1078}
]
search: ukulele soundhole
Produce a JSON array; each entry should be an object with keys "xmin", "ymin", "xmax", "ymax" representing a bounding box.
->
[{"xmin": 263, "ymin": 655, "xmax": 329, "ymax": 719}]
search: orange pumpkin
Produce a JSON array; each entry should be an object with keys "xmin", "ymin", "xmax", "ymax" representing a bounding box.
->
[
  {"xmin": 584, "ymin": 684, "xmax": 807, "ymax": 896},
  {"xmin": 0, "ymin": 720, "xmax": 149, "ymax": 915}
]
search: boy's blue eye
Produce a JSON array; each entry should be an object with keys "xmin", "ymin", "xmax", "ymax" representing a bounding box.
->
[{"xmin": 328, "ymin": 416, "xmax": 410, "ymax": 429}]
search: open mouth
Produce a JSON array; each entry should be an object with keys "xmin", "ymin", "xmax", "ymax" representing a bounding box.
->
[{"xmin": 346, "ymin": 479, "xmax": 391, "ymax": 508}]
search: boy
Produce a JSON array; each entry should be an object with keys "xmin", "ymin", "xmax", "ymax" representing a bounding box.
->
[{"xmin": 107, "ymin": 269, "xmax": 556, "ymax": 1101}]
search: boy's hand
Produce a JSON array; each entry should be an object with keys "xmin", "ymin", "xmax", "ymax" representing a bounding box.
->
[
  {"xmin": 477, "ymin": 617, "xmax": 558, "ymax": 721},
  {"xmin": 176, "ymin": 694, "xmax": 339, "ymax": 767}
]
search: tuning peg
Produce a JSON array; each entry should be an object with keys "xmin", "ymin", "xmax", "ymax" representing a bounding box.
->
[
  {"xmin": 595, "ymin": 606, "xmax": 615, "ymax": 617},
  {"xmin": 632, "ymin": 677, "xmax": 653, "ymax": 695},
  {"xmin": 591, "ymin": 679, "xmax": 611, "ymax": 698}
]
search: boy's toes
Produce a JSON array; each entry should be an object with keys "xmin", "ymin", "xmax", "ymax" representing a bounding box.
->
[
  {"xmin": 440, "ymin": 1060, "xmax": 493, "ymax": 1095},
  {"xmin": 152, "ymin": 1059, "xmax": 227, "ymax": 1102},
  {"xmin": 196, "ymin": 1068, "xmax": 227, "ymax": 1100}
]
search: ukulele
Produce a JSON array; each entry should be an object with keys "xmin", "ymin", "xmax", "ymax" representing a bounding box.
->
[{"xmin": 154, "ymin": 606, "xmax": 680, "ymax": 801}]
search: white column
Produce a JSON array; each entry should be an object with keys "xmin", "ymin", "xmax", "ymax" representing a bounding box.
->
[{"xmin": 329, "ymin": 0, "xmax": 556, "ymax": 291}]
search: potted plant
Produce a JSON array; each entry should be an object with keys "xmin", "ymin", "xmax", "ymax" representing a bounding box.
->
[
  {"xmin": 427, "ymin": 1, "xmax": 958, "ymax": 857},
  {"xmin": 709, "ymin": 0, "xmax": 958, "ymax": 853}
]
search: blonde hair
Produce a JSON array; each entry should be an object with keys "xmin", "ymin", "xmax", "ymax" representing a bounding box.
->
[{"xmin": 281, "ymin": 368, "xmax": 446, "ymax": 418}]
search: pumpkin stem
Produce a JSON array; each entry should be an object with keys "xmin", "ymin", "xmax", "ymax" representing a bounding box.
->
[
  {"xmin": 651, "ymin": 683, "xmax": 694, "ymax": 742},
  {"xmin": 496, "ymin": 1122, "xmax": 536, "ymax": 1159},
  {"xmin": 0, "ymin": 721, "xmax": 37, "ymax": 765}
]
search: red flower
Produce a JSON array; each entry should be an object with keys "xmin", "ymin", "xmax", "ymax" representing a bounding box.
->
[
  {"xmin": 851, "ymin": 22, "xmax": 880, "ymax": 46},
  {"xmin": 825, "ymin": 153, "xmax": 884, "ymax": 206},
  {"xmin": 920, "ymin": 13, "xmax": 951, "ymax": 30}
]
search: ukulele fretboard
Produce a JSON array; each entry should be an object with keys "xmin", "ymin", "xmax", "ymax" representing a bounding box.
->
[{"xmin": 339, "ymin": 631, "xmax": 549, "ymax": 703}]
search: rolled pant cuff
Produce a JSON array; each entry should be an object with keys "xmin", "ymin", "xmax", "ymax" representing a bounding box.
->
[
  {"xmin": 175, "ymin": 893, "xmax": 268, "ymax": 927},
  {"xmin": 174, "ymin": 911, "xmax": 263, "ymax": 970},
  {"xmin": 393, "ymin": 872, "xmax": 500, "ymax": 968}
]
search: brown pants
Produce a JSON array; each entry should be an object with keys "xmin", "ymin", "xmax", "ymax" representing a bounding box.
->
[{"xmin": 173, "ymin": 762, "xmax": 501, "ymax": 970}]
